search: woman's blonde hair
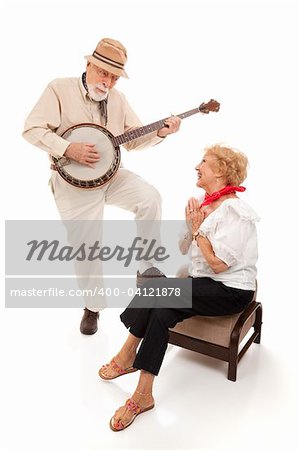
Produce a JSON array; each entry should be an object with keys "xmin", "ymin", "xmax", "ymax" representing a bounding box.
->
[{"xmin": 204, "ymin": 144, "xmax": 248, "ymax": 185}]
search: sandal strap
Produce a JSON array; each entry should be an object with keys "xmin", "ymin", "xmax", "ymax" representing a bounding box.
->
[
  {"xmin": 110, "ymin": 358, "xmax": 126, "ymax": 375},
  {"xmin": 125, "ymin": 398, "xmax": 141, "ymax": 414},
  {"xmin": 112, "ymin": 399, "xmax": 141, "ymax": 430}
]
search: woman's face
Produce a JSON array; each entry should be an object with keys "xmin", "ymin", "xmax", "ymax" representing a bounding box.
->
[{"xmin": 195, "ymin": 154, "xmax": 220, "ymax": 190}]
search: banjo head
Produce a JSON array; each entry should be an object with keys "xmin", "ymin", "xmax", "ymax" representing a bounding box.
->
[{"xmin": 53, "ymin": 123, "xmax": 120, "ymax": 189}]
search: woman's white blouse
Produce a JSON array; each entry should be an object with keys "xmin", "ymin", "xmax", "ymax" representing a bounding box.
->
[{"xmin": 182, "ymin": 198, "xmax": 260, "ymax": 290}]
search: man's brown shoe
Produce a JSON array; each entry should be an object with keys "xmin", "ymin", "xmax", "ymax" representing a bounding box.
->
[{"xmin": 80, "ymin": 308, "xmax": 99, "ymax": 335}]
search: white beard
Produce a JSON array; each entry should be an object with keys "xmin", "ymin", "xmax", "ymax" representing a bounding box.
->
[{"xmin": 87, "ymin": 83, "xmax": 109, "ymax": 101}]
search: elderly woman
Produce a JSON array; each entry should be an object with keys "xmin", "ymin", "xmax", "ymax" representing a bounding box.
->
[{"xmin": 99, "ymin": 144, "xmax": 259, "ymax": 431}]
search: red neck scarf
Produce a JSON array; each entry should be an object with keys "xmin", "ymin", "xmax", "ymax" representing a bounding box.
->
[{"xmin": 201, "ymin": 185, "xmax": 246, "ymax": 207}]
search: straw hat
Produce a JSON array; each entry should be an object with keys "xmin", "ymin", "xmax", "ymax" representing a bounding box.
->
[{"xmin": 85, "ymin": 38, "xmax": 128, "ymax": 78}]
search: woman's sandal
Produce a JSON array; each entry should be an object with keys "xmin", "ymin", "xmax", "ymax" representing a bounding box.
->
[
  {"xmin": 109, "ymin": 394, "xmax": 155, "ymax": 432},
  {"xmin": 98, "ymin": 357, "xmax": 138, "ymax": 380}
]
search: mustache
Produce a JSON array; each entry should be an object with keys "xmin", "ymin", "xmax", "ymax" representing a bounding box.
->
[{"xmin": 94, "ymin": 83, "xmax": 108, "ymax": 93}]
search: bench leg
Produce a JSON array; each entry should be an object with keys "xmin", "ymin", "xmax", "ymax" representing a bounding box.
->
[
  {"xmin": 253, "ymin": 303, "xmax": 263, "ymax": 344},
  {"xmin": 227, "ymin": 361, "xmax": 237, "ymax": 381}
]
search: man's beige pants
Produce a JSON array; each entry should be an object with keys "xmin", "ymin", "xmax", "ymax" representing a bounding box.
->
[{"xmin": 51, "ymin": 168, "xmax": 162, "ymax": 312}]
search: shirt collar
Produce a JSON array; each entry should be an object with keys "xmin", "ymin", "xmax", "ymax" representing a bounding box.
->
[{"xmin": 79, "ymin": 74, "xmax": 89, "ymax": 103}]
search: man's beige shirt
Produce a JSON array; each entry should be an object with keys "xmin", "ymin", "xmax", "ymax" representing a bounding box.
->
[{"xmin": 23, "ymin": 77, "xmax": 163, "ymax": 157}]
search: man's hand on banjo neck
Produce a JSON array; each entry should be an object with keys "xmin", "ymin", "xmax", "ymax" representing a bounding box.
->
[
  {"xmin": 64, "ymin": 142, "xmax": 100, "ymax": 168},
  {"xmin": 157, "ymin": 116, "xmax": 181, "ymax": 137}
]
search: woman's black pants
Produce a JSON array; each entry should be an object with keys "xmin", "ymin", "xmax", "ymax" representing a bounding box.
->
[{"xmin": 120, "ymin": 277, "xmax": 254, "ymax": 376}]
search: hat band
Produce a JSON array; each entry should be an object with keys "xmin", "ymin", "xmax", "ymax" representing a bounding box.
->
[{"xmin": 92, "ymin": 51, "xmax": 125, "ymax": 70}]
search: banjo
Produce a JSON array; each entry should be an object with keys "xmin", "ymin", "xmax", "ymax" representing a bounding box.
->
[{"xmin": 51, "ymin": 99, "xmax": 220, "ymax": 189}]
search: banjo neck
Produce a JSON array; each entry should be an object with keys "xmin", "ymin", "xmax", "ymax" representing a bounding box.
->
[{"xmin": 111, "ymin": 99, "xmax": 220, "ymax": 147}]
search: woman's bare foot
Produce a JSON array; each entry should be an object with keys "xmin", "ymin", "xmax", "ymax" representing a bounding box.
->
[
  {"xmin": 99, "ymin": 350, "xmax": 137, "ymax": 379},
  {"xmin": 110, "ymin": 390, "xmax": 155, "ymax": 431}
]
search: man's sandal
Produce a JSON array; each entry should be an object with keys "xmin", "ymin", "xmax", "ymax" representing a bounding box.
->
[
  {"xmin": 98, "ymin": 358, "xmax": 138, "ymax": 380},
  {"xmin": 109, "ymin": 396, "xmax": 155, "ymax": 431}
]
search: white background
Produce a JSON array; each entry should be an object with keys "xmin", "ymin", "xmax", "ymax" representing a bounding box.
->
[{"xmin": 1, "ymin": 0, "xmax": 299, "ymax": 449}]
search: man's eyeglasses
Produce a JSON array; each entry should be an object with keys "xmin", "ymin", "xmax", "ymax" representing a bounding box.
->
[{"xmin": 93, "ymin": 66, "xmax": 119, "ymax": 83}]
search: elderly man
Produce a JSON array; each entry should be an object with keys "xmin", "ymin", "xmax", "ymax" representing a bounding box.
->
[{"xmin": 23, "ymin": 38, "xmax": 181, "ymax": 335}]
